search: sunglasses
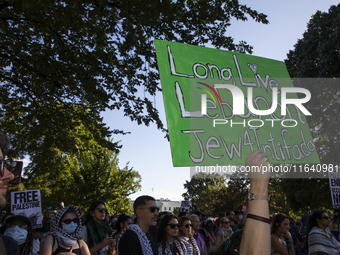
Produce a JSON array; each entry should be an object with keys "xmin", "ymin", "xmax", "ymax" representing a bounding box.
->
[
  {"xmin": 167, "ymin": 223, "xmax": 181, "ymax": 229},
  {"xmin": 183, "ymin": 224, "xmax": 193, "ymax": 228},
  {"xmin": 140, "ymin": 206, "xmax": 159, "ymax": 213},
  {"xmin": 63, "ymin": 218, "xmax": 79, "ymax": 224},
  {"xmin": 222, "ymin": 221, "xmax": 230, "ymax": 224},
  {"xmin": 320, "ymin": 216, "xmax": 330, "ymax": 220},
  {"xmin": 6, "ymin": 223, "xmax": 28, "ymax": 230},
  {"xmin": 0, "ymin": 159, "xmax": 17, "ymax": 177},
  {"xmin": 96, "ymin": 208, "xmax": 108, "ymax": 213}
]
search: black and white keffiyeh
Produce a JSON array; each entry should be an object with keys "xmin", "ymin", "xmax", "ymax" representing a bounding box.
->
[
  {"xmin": 43, "ymin": 206, "xmax": 52, "ymax": 213},
  {"xmin": 158, "ymin": 239, "xmax": 187, "ymax": 255},
  {"xmin": 117, "ymin": 224, "xmax": 154, "ymax": 255},
  {"xmin": 180, "ymin": 236, "xmax": 200, "ymax": 255},
  {"xmin": 41, "ymin": 204, "xmax": 83, "ymax": 248}
]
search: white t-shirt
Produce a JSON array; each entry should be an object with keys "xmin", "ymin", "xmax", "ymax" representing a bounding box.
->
[{"xmin": 32, "ymin": 238, "xmax": 40, "ymax": 255}]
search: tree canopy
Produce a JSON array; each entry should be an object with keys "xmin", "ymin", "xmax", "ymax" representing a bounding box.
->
[
  {"xmin": 285, "ymin": 3, "xmax": 340, "ymax": 165},
  {"xmin": 183, "ymin": 172, "xmax": 250, "ymax": 216},
  {"xmin": 20, "ymin": 134, "xmax": 141, "ymax": 214},
  {"xmin": 0, "ymin": 0, "xmax": 269, "ymax": 157},
  {"xmin": 284, "ymin": 4, "xmax": 340, "ymax": 213},
  {"xmin": 183, "ymin": 172, "xmax": 312, "ymax": 216},
  {"xmin": 182, "ymin": 172, "xmax": 227, "ymax": 213}
]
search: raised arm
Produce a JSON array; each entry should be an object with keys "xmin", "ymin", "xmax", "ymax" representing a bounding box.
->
[{"xmin": 239, "ymin": 149, "xmax": 271, "ymax": 255}]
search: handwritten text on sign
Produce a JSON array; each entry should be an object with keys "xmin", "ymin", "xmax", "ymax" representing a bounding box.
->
[{"xmin": 155, "ymin": 40, "xmax": 319, "ymax": 166}]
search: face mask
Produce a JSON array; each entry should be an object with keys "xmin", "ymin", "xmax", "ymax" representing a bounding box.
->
[
  {"xmin": 239, "ymin": 215, "xmax": 243, "ymax": 221},
  {"xmin": 4, "ymin": 225, "xmax": 28, "ymax": 245},
  {"xmin": 63, "ymin": 222, "xmax": 78, "ymax": 234}
]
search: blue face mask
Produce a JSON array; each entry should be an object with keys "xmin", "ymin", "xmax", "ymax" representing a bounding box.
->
[
  {"xmin": 4, "ymin": 225, "xmax": 28, "ymax": 245},
  {"xmin": 63, "ymin": 222, "xmax": 78, "ymax": 234}
]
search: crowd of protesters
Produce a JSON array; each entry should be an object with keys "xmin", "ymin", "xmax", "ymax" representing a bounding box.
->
[
  {"xmin": 1, "ymin": 132, "xmax": 340, "ymax": 255},
  {"xmin": 0, "ymin": 191, "xmax": 339, "ymax": 255},
  {"xmin": 1, "ymin": 199, "xmax": 334, "ymax": 255}
]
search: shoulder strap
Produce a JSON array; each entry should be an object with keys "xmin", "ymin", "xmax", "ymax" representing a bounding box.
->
[
  {"xmin": 52, "ymin": 235, "xmax": 60, "ymax": 254},
  {"xmin": 0, "ymin": 236, "xmax": 7, "ymax": 255},
  {"xmin": 76, "ymin": 239, "xmax": 83, "ymax": 255}
]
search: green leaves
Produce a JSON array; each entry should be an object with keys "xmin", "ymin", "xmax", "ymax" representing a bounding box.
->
[
  {"xmin": 1, "ymin": 0, "xmax": 268, "ymax": 157},
  {"xmin": 0, "ymin": 0, "xmax": 269, "ymax": 213},
  {"xmin": 182, "ymin": 172, "xmax": 227, "ymax": 211},
  {"xmin": 285, "ymin": 4, "xmax": 340, "ymax": 165},
  {"xmin": 22, "ymin": 136, "xmax": 141, "ymax": 214},
  {"xmin": 283, "ymin": 4, "xmax": 340, "ymax": 213},
  {"xmin": 183, "ymin": 172, "xmax": 250, "ymax": 216}
]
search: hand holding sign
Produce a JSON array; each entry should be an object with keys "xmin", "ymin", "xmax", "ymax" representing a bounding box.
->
[{"xmin": 154, "ymin": 40, "xmax": 319, "ymax": 167}]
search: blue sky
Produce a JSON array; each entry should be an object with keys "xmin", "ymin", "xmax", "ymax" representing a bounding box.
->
[{"xmin": 101, "ymin": 0, "xmax": 339, "ymax": 202}]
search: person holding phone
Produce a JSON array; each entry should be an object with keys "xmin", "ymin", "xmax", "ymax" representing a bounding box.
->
[{"xmin": 82, "ymin": 200, "xmax": 115, "ymax": 255}]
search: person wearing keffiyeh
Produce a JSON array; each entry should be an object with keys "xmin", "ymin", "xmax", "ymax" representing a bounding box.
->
[
  {"xmin": 156, "ymin": 215, "xmax": 187, "ymax": 255},
  {"xmin": 117, "ymin": 195, "xmax": 159, "ymax": 255},
  {"xmin": 215, "ymin": 217, "xmax": 233, "ymax": 248},
  {"xmin": 40, "ymin": 204, "xmax": 90, "ymax": 255},
  {"xmin": 178, "ymin": 216, "xmax": 200, "ymax": 255}
]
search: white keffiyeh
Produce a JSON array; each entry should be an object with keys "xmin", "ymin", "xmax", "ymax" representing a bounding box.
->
[
  {"xmin": 41, "ymin": 205, "xmax": 83, "ymax": 249},
  {"xmin": 180, "ymin": 236, "xmax": 200, "ymax": 255},
  {"xmin": 158, "ymin": 239, "xmax": 187, "ymax": 255},
  {"xmin": 117, "ymin": 224, "xmax": 154, "ymax": 255}
]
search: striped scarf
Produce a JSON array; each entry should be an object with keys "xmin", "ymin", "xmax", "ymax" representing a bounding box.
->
[
  {"xmin": 308, "ymin": 226, "xmax": 340, "ymax": 255},
  {"xmin": 180, "ymin": 236, "xmax": 200, "ymax": 255}
]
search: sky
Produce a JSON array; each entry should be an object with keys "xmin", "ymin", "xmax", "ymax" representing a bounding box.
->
[{"xmin": 101, "ymin": 0, "xmax": 339, "ymax": 202}]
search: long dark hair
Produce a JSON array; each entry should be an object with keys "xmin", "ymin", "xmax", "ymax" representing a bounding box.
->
[
  {"xmin": 178, "ymin": 216, "xmax": 191, "ymax": 237},
  {"xmin": 306, "ymin": 210, "xmax": 327, "ymax": 251},
  {"xmin": 114, "ymin": 214, "xmax": 132, "ymax": 236},
  {"xmin": 156, "ymin": 215, "xmax": 185, "ymax": 254},
  {"xmin": 271, "ymin": 213, "xmax": 289, "ymax": 234},
  {"xmin": 84, "ymin": 200, "xmax": 105, "ymax": 225},
  {"xmin": 306, "ymin": 210, "xmax": 327, "ymax": 235}
]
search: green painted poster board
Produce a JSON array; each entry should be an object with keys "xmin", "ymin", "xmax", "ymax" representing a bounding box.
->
[{"xmin": 155, "ymin": 40, "xmax": 319, "ymax": 167}]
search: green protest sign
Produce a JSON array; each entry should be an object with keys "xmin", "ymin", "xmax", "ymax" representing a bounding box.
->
[{"xmin": 155, "ymin": 40, "xmax": 319, "ymax": 167}]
